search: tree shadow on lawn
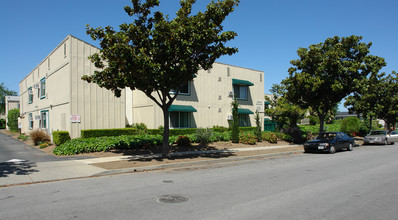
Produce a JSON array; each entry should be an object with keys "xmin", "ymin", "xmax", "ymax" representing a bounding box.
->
[
  {"xmin": 0, "ymin": 161, "xmax": 38, "ymax": 178},
  {"xmin": 111, "ymin": 144, "xmax": 236, "ymax": 162}
]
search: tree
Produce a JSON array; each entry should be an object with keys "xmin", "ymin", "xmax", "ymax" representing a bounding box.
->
[
  {"xmin": 0, "ymin": 82, "xmax": 17, "ymax": 115},
  {"xmin": 83, "ymin": 0, "xmax": 240, "ymax": 157},
  {"xmin": 7, "ymin": 109, "xmax": 19, "ymax": 132},
  {"xmin": 254, "ymin": 110, "xmax": 262, "ymax": 142},
  {"xmin": 231, "ymin": 97, "xmax": 239, "ymax": 143},
  {"xmin": 281, "ymin": 35, "xmax": 386, "ymax": 133},
  {"xmin": 266, "ymin": 84, "xmax": 306, "ymax": 128},
  {"xmin": 345, "ymin": 71, "xmax": 386, "ymax": 132},
  {"xmin": 377, "ymin": 71, "xmax": 398, "ymax": 130}
]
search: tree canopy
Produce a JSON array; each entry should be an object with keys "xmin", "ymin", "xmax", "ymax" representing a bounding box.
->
[
  {"xmin": 281, "ymin": 35, "xmax": 386, "ymax": 133},
  {"xmin": 83, "ymin": 0, "xmax": 240, "ymax": 156},
  {"xmin": 0, "ymin": 82, "xmax": 17, "ymax": 114}
]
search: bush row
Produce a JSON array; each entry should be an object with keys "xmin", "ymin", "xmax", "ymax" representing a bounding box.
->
[{"xmin": 81, "ymin": 127, "xmax": 257, "ymax": 138}]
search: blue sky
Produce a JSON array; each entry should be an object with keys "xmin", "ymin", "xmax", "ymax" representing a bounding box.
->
[{"xmin": 1, "ymin": 0, "xmax": 397, "ymax": 111}]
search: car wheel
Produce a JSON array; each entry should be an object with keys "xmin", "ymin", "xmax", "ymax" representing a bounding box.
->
[
  {"xmin": 329, "ymin": 145, "xmax": 336, "ymax": 154},
  {"xmin": 347, "ymin": 143, "xmax": 353, "ymax": 151}
]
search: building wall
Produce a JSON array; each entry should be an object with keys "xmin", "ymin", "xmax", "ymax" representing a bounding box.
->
[
  {"xmin": 69, "ymin": 37, "xmax": 126, "ymax": 138},
  {"xmin": 19, "ymin": 35, "xmax": 126, "ymax": 139},
  {"xmin": 130, "ymin": 62, "xmax": 264, "ymax": 129}
]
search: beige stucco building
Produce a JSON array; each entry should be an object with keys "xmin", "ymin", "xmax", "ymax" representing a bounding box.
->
[
  {"xmin": 19, "ymin": 35, "xmax": 264, "ymax": 138},
  {"xmin": 19, "ymin": 35, "xmax": 126, "ymax": 138},
  {"xmin": 129, "ymin": 63, "xmax": 265, "ymax": 129}
]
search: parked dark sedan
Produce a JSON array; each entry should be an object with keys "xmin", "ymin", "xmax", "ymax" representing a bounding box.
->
[{"xmin": 304, "ymin": 132, "xmax": 354, "ymax": 154}]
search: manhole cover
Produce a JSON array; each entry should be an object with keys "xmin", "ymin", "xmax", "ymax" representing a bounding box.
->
[
  {"xmin": 158, "ymin": 195, "xmax": 189, "ymax": 203},
  {"xmin": 163, "ymin": 180, "xmax": 173, "ymax": 183}
]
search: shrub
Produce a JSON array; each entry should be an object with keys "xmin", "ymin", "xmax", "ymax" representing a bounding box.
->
[
  {"xmin": 53, "ymin": 134, "xmax": 165, "ymax": 155},
  {"xmin": 262, "ymin": 132, "xmax": 278, "ymax": 143},
  {"xmin": 254, "ymin": 111, "xmax": 262, "ymax": 142},
  {"xmin": 52, "ymin": 131, "xmax": 71, "ymax": 146},
  {"xmin": 39, "ymin": 142, "xmax": 49, "ymax": 149},
  {"xmin": 7, "ymin": 109, "xmax": 19, "ymax": 132},
  {"xmin": 275, "ymin": 132, "xmax": 292, "ymax": 142},
  {"xmin": 195, "ymin": 128, "xmax": 213, "ymax": 146},
  {"xmin": 308, "ymin": 115, "xmax": 319, "ymax": 125},
  {"xmin": 340, "ymin": 117, "xmax": 361, "ymax": 136},
  {"xmin": 212, "ymin": 125, "xmax": 229, "ymax": 133},
  {"xmin": 176, "ymin": 135, "xmax": 191, "ymax": 147},
  {"xmin": 81, "ymin": 128, "xmax": 138, "ymax": 138},
  {"xmin": 282, "ymin": 127, "xmax": 306, "ymax": 144},
  {"xmin": 240, "ymin": 133, "xmax": 256, "ymax": 145},
  {"xmin": 0, "ymin": 118, "xmax": 5, "ymax": 129},
  {"xmin": 131, "ymin": 123, "xmax": 148, "ymax": 134},
  {"xmin": 18, "ymin": 134, "xmax": 28, "ymax": 141},
  {"xmin": 231, "ymin": 98, "xmax": 240, "ymax": 143},
  {"xmin": 30, "ymin": 129, "xmax": 51, "ymax": 145}
]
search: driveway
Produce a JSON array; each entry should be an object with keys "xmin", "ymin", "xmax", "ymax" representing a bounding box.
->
[{"xmin": 0, "ymin": 132, "xmax": 61, "ymax": 163}]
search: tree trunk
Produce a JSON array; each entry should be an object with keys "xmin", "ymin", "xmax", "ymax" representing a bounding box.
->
[
  {"xmin": 369, "ymin": 115, "xmax": 373, "ymax": 133},
  {"xmin": 319, "ymin": 113, "xmax": 325, "ymax": 134},
  {"xmin": 161, "ymin": 107, "xmax": 170, "ymax": 158}
]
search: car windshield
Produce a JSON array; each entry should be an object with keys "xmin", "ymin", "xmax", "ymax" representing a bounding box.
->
[
  {"xmin": 369, "ymin": 130, "xmax": 387, "ymax": 135},
  {"xmin": 316, "ymin": 133, "xmax": 336, "ymax": 139}
]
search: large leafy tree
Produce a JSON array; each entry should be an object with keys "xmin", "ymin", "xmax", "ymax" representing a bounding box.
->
[
  {"xmin": 83, "ymin": 0, "xmax": 240, "ymax": 157},
  {"xmin": 0, "ymin": 82, "xmax": 17, "ymax": 115},
  {"xmin": 281, "ymin": 35, "xmax": 386, "ymax": 133},
  {"xmin": 377, "ymin": 71, "xmax": 398, "ymax": 130},
  {"xmin": 345, "ymin": 71, "xmax": 386, "ymax": 132},
  {"xmin": 266, "ymin": 84, "xmax": 306, "ymax": 127}
]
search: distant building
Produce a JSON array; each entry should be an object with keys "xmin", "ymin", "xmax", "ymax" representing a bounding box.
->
[
  {"xmin": 334, "ymin": 112, "xmax": 362, "ymax": 120},
  {"xmin": 5, "ymin": 96, "xmax": 20, "ymax": 129}
]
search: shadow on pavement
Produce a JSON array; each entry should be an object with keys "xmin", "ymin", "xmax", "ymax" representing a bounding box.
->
[{"xmin": 0, "ymin": 162, "xmax": 38, "ymax": 178}]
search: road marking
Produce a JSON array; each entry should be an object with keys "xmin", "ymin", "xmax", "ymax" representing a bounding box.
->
[{"xmin": 6, "ymin": 159, "xmax": 26, "ymax": 164}]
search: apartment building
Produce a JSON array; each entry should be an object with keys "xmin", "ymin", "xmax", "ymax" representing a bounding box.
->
[
  {"xmin": 19, "ymin": 35, "xmax": 126, "ymax": 138},
  {"xmin": 19, "ymin": 35, "xmax": 264, "ymax": 138},
  {"xmin": 129, "ymin": 63, "xmax": 265, "ymax": 129}
]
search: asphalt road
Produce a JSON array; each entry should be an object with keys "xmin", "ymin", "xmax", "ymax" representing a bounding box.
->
[
  {"xmin": 1, "ymin": 143, "xmax": 398, "ymax": 220},
  {"xmin": 0, "ymin": 132, "xmax": 60, "ymax": 163}
]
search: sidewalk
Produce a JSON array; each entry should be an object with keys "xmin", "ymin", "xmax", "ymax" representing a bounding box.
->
[{"xmin": 0, "ymin": 145, "xmax": 303, "ymax": 187}]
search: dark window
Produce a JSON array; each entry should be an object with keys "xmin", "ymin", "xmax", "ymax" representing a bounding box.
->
[
  {"xmin": 233, "ymin": 85, "xmax": 248, "ymax": 100},
  {"xmin": 170, "ymin": 82, "xmax": 189, "ymax": 95},
  {"xmin": 170, "ymin": 112, "xmax": 190, "ymax": 128}
]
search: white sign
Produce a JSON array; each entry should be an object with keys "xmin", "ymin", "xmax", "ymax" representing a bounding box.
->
[
  {"xmin": 18, "ymin": 122, "xmax": 22, "ymax": 129},
  {"xmin": 256, "ymin": 100, "xmax": 264, "ymax": 113},
  {"xmin": 70, "ymin": 115, "xmax": 81, "ymax": 123}
]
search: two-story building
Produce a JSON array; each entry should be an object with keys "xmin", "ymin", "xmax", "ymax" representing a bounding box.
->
[
  {"xmin": 19, "ymin": 35, "xmax": 264, "ymax": 138},
  {"xmin": 129, "ymin": 63, "xmax": 264, "ymax": 129},
  {"xmin": 19, "ymin": 35, "xmax": 126, "ymax": 138}
]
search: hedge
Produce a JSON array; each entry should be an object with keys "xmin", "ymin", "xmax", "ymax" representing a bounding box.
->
[
  {"xmin": 52, "ymin": 131, "xmax": 71, "ymax": 146},
  {"xmin": 81, "ymin": 127, "xmax": 257, "ymax": 138},
  {"xmin": 81, "ymin": 128, "xmax": 139, "ymax": 138}
]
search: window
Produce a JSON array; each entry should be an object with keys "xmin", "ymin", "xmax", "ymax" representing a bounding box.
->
[
  {"xmin": 239, "ymin": 114, "xmax": 250, "ymax": 127},
  {"xmin": 28, "ymin": 113, "xmax": 33, "ymax": 130},
  {"xmin": 233, "ymin": 85, "xmax": 248, "ymax": 100},
  {"xmin": 40, "ymin": 111, "xmax": 49, "ymax": 129},
  {"xmin": 170, "ymin": 82, "xmax": 190, "ymax": 95},
  {"xmin": 40, "ymin": 78, "xmax": 46, "ymax": 99},
  {"xmin": 28, "ymin": 87, "xmax": 33, "ymax": 104},
  {"xmin": 170, "ymin": 112, "xmax": 190, "ymax": 128}
]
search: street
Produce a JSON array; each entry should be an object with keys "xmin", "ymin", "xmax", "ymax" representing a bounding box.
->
[{"xmin": 1, "ymin": 143, "xmax": 398, "ymax": 220}]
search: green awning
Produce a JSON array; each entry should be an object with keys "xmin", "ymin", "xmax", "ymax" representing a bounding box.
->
[
  {"xmin": 168, "ymin": 105, "xmax": 197, "ymax": 112},
  {"xmin": 232, "ymin": 79, "xmax": 254, "ymax": 86},
  {"xmin": 264, "ymin": 101, "xmax": 271, "ymax": 105},
  {"xmin": 238, "ymin": 108, "xmax": 254, "ymax": 114}
]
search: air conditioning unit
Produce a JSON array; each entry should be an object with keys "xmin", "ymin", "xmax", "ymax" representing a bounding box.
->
[
  {"xmin": 228, "ymin": 91, "xmax": 234, "ymax": 97},
  {"xmin": 227, "ymin": 115, "xmax": 233, "ymax": 120},
  {"xmin": 34, "ymin": 83, "xmax": 40, "ymax": 89}
]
